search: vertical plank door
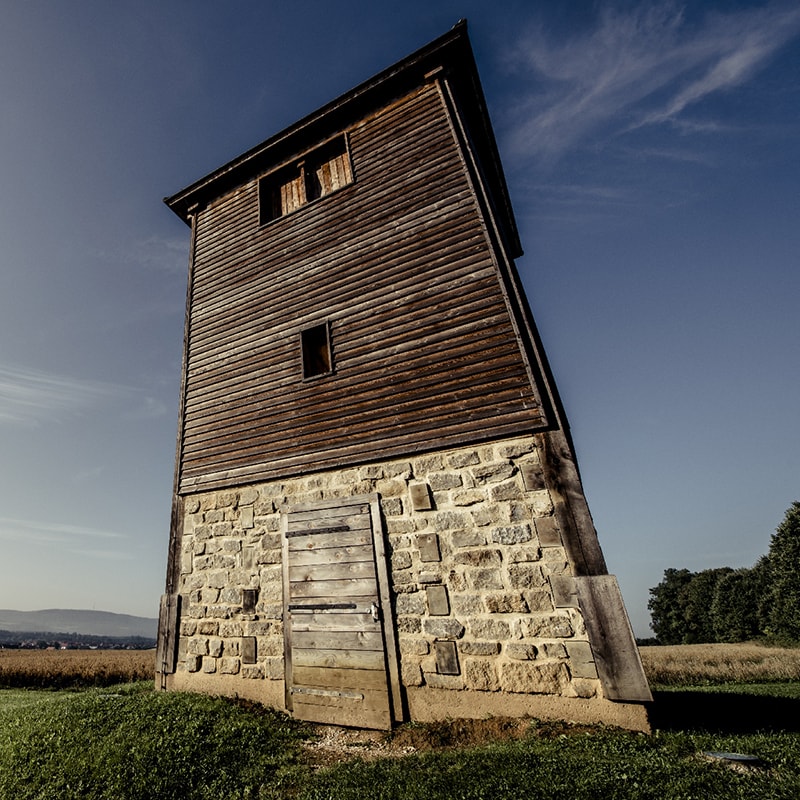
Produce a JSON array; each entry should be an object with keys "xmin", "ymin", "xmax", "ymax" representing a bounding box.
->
[{"xmin": 282, "ymin": 495, "xmax": 401, "ymax": 730}]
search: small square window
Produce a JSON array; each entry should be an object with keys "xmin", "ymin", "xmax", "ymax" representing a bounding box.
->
[{"xmin": 301, "ymin": 323, "xmax": 332, "ymax": 379}]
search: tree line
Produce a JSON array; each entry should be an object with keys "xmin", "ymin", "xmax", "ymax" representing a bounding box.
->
[{"xmin": 648, "ymin": 501, "xmax": 800, "ymax": 644}]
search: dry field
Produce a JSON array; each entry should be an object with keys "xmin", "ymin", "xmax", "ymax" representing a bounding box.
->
[
  {"xmin": 639, "ymin": 641, "xmax": 800, "ymax": 686},
  {"xmin": 0, "ymin": 648, "xmax": 155, "ymax": 688},
  {"xmin": 2, "ymin": 642, "xmax": 799, "ymax": 690}
]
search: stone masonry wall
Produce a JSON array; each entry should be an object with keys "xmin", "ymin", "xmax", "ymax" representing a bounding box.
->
[{"xmin": 175, "ymin": 434, "xmax": 601, "ymax": 704}]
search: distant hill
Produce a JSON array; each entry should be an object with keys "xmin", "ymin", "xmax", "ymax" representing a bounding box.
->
[{"xmin": 0, "ymin": 609, "xmax": 157, "ymax": 639}]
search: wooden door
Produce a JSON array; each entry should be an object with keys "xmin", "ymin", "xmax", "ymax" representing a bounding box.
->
[{"xmin": 281, "ymin": 494, "xmax": 401, "ymax": 730}]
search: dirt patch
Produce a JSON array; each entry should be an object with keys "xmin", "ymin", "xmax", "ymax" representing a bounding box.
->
[{"xmin": 299, "ymin": 717, "xmax": 598, "ymax": 767}]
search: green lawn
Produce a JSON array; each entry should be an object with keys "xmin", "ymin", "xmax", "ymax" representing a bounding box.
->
[{"xmin": 1, "ymin": 682, "xmax": 799, "ymax": 799}]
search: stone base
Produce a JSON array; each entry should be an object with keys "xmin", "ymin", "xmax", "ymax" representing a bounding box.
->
[{"xmin": 405, "ymin": 686, "xmax": 650, "ymax": 732}]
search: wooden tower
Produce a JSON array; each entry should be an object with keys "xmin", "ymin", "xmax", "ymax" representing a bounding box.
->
[{"xmin": 156, "ymin": 22, "xmax": 651, "ymax": 731}]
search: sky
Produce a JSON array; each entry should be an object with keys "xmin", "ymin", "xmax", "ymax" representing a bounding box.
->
[{"xmin": 0, "ymin": 1, "xmax": 797, "ymax": 637}]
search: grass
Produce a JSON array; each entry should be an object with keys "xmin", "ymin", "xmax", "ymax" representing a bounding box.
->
[{"xmin": 1, "ymin": 643, "xmax": 800, "ymax": 798}]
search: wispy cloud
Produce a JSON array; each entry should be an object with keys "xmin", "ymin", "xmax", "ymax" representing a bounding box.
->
[
  {"xmin": 0, "ymin": 363, "xmax": 124, "ymax": 426},
  {"xmin": 0, "ymin": 517, "xmax": 124, "ymax": 544},
  {"xmin": 0, "ymin": 517, "xmax": 130, "ymax": 561},
  {"xmin": 504, "ymin": 1, "xmax": 800, "ymax": 161}
]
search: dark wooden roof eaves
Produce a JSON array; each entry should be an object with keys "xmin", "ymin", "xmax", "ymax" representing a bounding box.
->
[{"xmin": 163, "ymin": 20, "xmax": 522, "ymax": 258}]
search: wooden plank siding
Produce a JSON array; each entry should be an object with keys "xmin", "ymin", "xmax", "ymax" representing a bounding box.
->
[{"xmin": 178, "ymin": 82, "xmax": 549, "ymax": 492}]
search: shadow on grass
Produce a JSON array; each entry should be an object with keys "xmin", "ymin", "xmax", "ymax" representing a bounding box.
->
[{"xmin": 650, "ymin": 690, "xmax": 800, "ymax": 733}]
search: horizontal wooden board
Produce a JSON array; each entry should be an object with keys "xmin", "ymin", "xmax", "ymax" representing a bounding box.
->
[
  {"xmin": 292, "ymin": 630, "xmax": 384, "ymax": 651},
  {"xmin": 289, "ymin": 560, "xmax": 376, "ymax": 583},
  {"xmin": 287, "ymin": 529, "xmax": 374, "ymax": 552},
  {"xmin": 292, "ymin": 647, "xmax": 386, "ymax": 670},
  {"xmin": 288, "ymin": 543, "xmax": 375, "ymax": 567},
  {"xmin": 292, "ymin": 665, "xmax": 388, "ymax": 690},
  {"xmin": 289, "ymin": 611, "xmax": 379, "ymax": 632},
  {"xmin": 289, "ymin": 577, "xmax": 378, "ymax": 599},
  {"xmin": 291, "ymin": 695, "xmax": 390, "ymax": 730}
]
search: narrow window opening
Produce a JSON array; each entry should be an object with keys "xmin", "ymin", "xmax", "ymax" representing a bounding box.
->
[{"xmin": 302, "ymin": 323, "xmax": 332, "ymax": 379}]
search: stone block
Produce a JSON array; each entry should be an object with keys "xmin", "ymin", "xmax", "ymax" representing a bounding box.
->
[
  {"xmin": 566, "ymin": 641, "xmax": 598, "ymax": 679},
  {"xmin": 416, "ymin": 533, "xmax": 441, "ymax": 562},
  {"xmin": 399, "ymin": 638, "xmax": 430, "ymax": 655},
  {"xmin": 528, "ymin": 490, "xmax": 554, "ymax": 517},
  {"xmin": 498, "ymin": 441, "xmax": 536, "ymax": 459},
  {"xmin": 447, "ymin": 450, "xmax": 480, "ymax": 468},
  {"xmin": 447, "ymin": 569, "xmax": 468, "ymax": 592},
  {"xmin": 208, "ymin": 638, "xmax": 224, "ymax": 657},
  {"xmin": 184, "ymin": 498, "xmax": 201, "ymax": 514},
  {"xmin": 429, "ymin": 472, "xmax": 463, "ymax": 490},
  {"xmin": 507, "ymin": 564, "xmax": 546, "ymax": 589},
  {"xmin": 453, "ymin": 549, "xmax": 502, "ymax": 567},
  {"xmin": 458, "ymin": 641, "xmax": 500, "ymax": 656},
  {"xmin": 395, "ymin": 592, "xmax": 426, "ymax": 616},
  {"xmin": 500, "ymin": 661, "xmax": 570, "ymax": 694},
  {"xmin": 505, "ymin": 643, "xmax": 539, "ymax": 660},
  {"xmin": 391, "ymin": 551, "xmax": 412, "ymax": 571},
  {"xmin": 219, "ymin": 621, "xmax": 244, "ymax": 637},
  {"xmin": 550, "ymin": 576, "xmax": 578, "ymax": 608},
  {"xmin": 535, "ymin": 516, "xmax": 561, "ymax": 547},
  {"xmin": 450, "ymin": 529, "xmax": 487, "ymax": 548},
  {"xmin": 451, "ymin": 594, "xmax": 484, "ymax": 615},
  {"xmin": 464, "ymin": 658, "xmax": 500, "ymax": 690},
  {"xmin": 467, "ymin": 568, "xmax": 504, "ymax": 590},
  {"xmin": 205, "ymin": 510, "xmax": 224, "ymax": 524},
  {"xmin": 468, "ymin": 619, "xmax": 511, "ymax": 640},
  {"xmin": 198, "ymin": 621, "xmax": 219, "ymax": 636},
  {"xmin": 241, "ymin": 665, "xmax": 265, "ymax": 680},
  {"xmin": 202, "ymin": 657, "xmax": 217, "ymax": 674},
  {"xmin": 521, "ymin": 614, "xmax": 574, "ymax": 639},
  {"xmin": 188, "ymin": 638, "xmax": 208, "ymax": 656},
  {"xmin": 540, "ymin": 642, "xmax": 567, "ymax": 659},
  {"xmin": 401, "ymin": 661, "xmax": 424, "ymax": 687},
  {"xmin": 415, "ymin": 454, "xmax": 445, "ymax": 473},
  {"xmin": 520, "ymin": 463, "xmax": 546, "ymax": 492},
  {"xmin": 571, "ymin": 679, "xmax": 598, "ymax": 699},
  {"xmin": 433, "ymin": 510, "xmax": 471, "ymax": 530},
  {"xmin": 451, "ymin": 489, "xmax": 486, "ymax": 506},
  {"xmin": 422, "ymin": 618, "xmax": 465, "ymax": 639},
  {"xmin": 506, "ymin": 546, "xmax": 542, "ymax": 564},
  {"xmin": 424, "ymin": 672, "xmax": 464, "ymax": 690},
  {"xmin": 382, "ymin": 497, "xmax": 403, "ymax": 516},
  {"xmin": 419, "ymin": 571, "xmax": 441, "ymax": 584},
  {"xmin": 185, "ymin": 655, "xmax": 202, "ymax": 673},
  {"xmin": 490, "ymin": 480, "xmax": 524, "ymax": 502},
  {"xmin": 377, "ymin": 478, "xmax": 406, "ymax": 497},
  {"xmin": 491, "ymin": 524, "xmax": 532, "ymax": 545},
  {"xmin": 220, "ymin": 658, "xmax": 241, "ymax": 674},
  {"xmin": 523, "ymin": 590, "xmax": 554, "ymax": 613},
  {"xmin": 484, "ymin": 593, "xmax": 529, "ymax": 614},
  {"xmin": 470, "ymin": 461, "xmax": 515, "ymax": 485},
  {"xmin": 398, "ymin": 617, "xmax": 422, "ymax": 634},
  {"xmin": 426, "ymin": 585, "xmax": 450, "ymax": 616},
  {"xmin": 240, "ymin": 506, "xmax": 255, "ymax": 529}
]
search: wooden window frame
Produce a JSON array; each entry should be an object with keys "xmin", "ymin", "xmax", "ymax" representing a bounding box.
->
[
  {"xmin": 259, "ymin": 134, "xmax": 353, "ymax": 225},
  {"xmin": 301, "ymin": 321, "xmax": 333, "ymax": 380}
]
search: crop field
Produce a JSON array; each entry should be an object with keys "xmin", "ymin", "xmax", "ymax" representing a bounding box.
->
[
  {"xmin": 0, "ymin": 648, "xmax": 155, "ymax": 688},
  {"xmin": 640, "ymin": 642, "xmax": 800, "ymax": 685}
]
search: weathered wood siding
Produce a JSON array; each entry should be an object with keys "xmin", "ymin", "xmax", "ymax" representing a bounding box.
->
[{"xmin": 179, "ymin": 83, "xmax": 548, "ymax": 492}]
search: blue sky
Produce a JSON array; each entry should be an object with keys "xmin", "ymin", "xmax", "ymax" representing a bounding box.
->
[{"xmin": 0, "ymin": 1, "xmax": 797, "ymax": 636}]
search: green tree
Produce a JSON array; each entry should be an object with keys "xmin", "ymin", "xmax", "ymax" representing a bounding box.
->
[
  {"xmin": 765, "ymin": 502, "xmax": 800, "ymax": 641},
  {"xmin": 711, "ymin": 565, "xmax": 767, "ymax": 642},
  {"xmin": 648, "ymin": 568, "xmax": 695, "ymax": 644},
  {"xmin": 680, "ymin": 567, "xmax": 733, "ymax": 643}
]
